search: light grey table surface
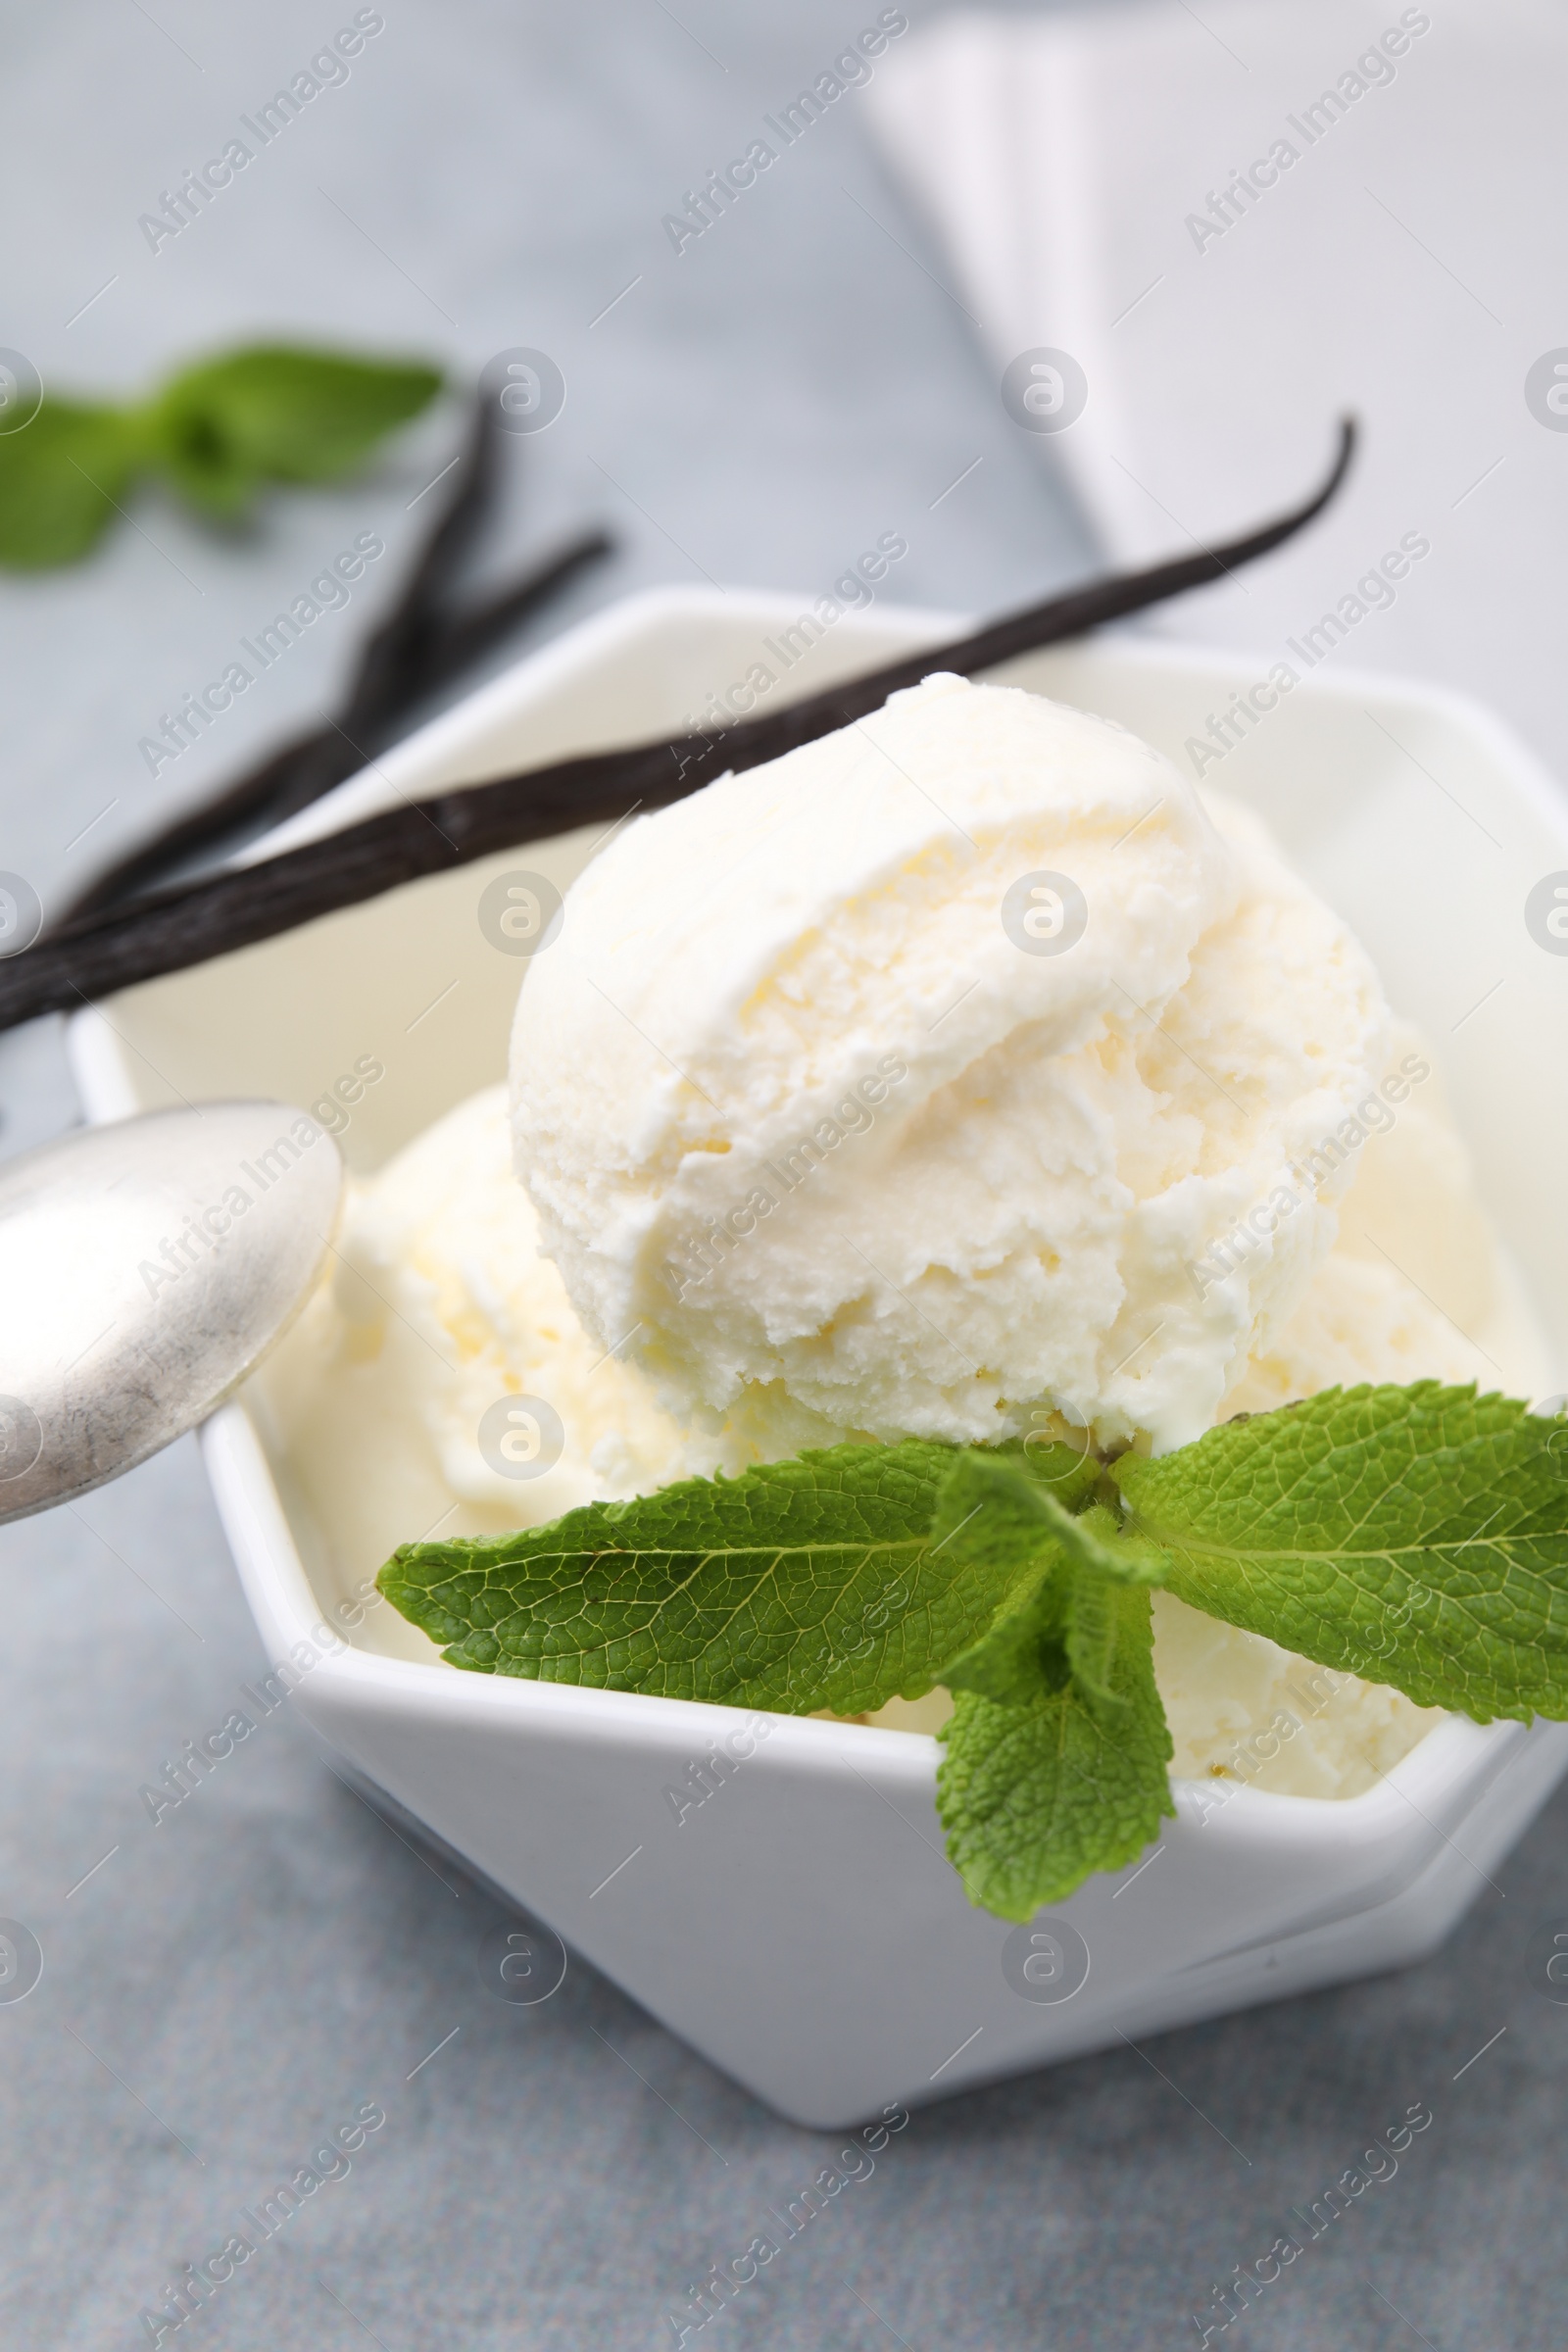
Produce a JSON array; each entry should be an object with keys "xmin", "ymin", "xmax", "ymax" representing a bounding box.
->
[{"xmin": 2, "ymin": 5, "xmax": 1566, "ymax": 2348}]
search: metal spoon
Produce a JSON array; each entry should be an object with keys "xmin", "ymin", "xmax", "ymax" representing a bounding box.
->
[{"xmin": 0, "ymin": 1103, "xmax": 343, "ymax": 1525}]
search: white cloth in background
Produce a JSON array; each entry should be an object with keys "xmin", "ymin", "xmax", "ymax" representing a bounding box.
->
[{"xmin": 866, "ymin": 0, "xmax": 1568, "ymax": 781}]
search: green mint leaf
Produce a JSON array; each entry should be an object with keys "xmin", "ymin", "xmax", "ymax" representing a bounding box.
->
[
  {"xmin": 937, "ymin": 1553, "xmax": 1071, "ymax": 1707},
  {"xmin": 936, "ymin": 1578, "xmax": 1175, "ymax": 1922},
  {"xmin": 1110, "ymin": 1383, "xmax": 1568, "ymax": 1723},
  {"xmin": 929, "ymin": 1452, "xmax": 1164, "ymax": 1705},
  {"xmin": 928, "ymin": 1443, "xmax": 1102, "ymax": 1578},
  {"xmin": 144, "ymin": 345, "xmax": 442, "ymax": 514},
  {"xmin": 1061, "ymin": 1533, "xmax": 1129, "ymax": 1711},
  {"xmin": 1038, "ymin": 1486, "xmax": 1170, "ymax": 1589},
  {"xmin": 0, "ymin": 343, "xmax": 442, "ymax": 564},
  {"xmin": 0, "ymin": 401, "xmax": 138, "ymax": 568},
  {"xmin": 379, "ymin": 1439, "xmax": 1072, "ymax": 1718},
  {"xmin": 931, "ymin": 1472, "xmax": 1175, "ymax": 1914},
  {"xmin": 933, "ymin": 1447, "xmax": 1167, "ymax": 1590}
]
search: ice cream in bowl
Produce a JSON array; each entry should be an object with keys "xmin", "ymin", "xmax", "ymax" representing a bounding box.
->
[{"xmin": 256, "ymin": 666, "xmax": 1566, "ymax": 1931}]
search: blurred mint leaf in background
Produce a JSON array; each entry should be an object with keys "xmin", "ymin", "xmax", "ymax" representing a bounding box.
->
[
  {"xmin": 0, "ymin": 401, "xmax": 139, "ymax": 568},
  {"xmin": 0, "ymin": 342, "xmax": 443, "ymax": 566},
  {"xmin": 146, "ymin": 346, "xmax": 444, "ymax": 517}
]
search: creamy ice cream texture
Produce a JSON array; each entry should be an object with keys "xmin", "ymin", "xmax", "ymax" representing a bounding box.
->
[
  {"xmin": 512, "ymin": 672, "xmax": 1526, "ymax": 1452},
  {"xmin": 268, "ymin": 674, "xmax": 1552, "ymax": 1794}
]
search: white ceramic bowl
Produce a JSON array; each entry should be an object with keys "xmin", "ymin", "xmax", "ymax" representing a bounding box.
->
[{"xmin": 68, "ymin": 587, "xmax": 1568, "ymax": 2130}]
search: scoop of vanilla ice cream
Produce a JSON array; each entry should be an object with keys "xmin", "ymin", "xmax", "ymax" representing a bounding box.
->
[{"xmin": 512, "ymin": 673, "xmax": 1394, "ymax": 1454}]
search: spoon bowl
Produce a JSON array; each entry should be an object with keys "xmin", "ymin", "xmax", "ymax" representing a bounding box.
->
[{"xmin": 0, "ymin": 1102, "xmax": 342, "ymax": 1525}]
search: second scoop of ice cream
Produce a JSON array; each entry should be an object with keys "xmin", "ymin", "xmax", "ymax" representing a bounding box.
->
[{"xmin": 512, "ymin": 673, "xmax": 1396, "ymax": 1453}]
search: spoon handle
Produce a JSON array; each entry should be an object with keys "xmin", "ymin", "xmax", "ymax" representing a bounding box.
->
[{"xmin": 0, "ymin": 419, "xmax": 1354, "ymax": 1036}]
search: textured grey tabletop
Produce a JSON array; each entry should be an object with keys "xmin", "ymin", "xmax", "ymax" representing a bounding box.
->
[{"xmin": 2, "ymin": 5, "xmax": 1566, "ymax": 2348}]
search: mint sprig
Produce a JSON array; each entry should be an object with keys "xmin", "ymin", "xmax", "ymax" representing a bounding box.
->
[
  {"xmin": 377, "ymin": 1386, "xmax": 1568, "ymax": 1922},
  {"xmin": 0, "ymin": 343, "xmax": 442, "ymax": 567}
]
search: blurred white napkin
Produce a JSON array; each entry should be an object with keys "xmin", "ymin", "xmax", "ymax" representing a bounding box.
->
[{"xmin": 866, "ymin": 0, "xmax": 1568, "ymax": 775}]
